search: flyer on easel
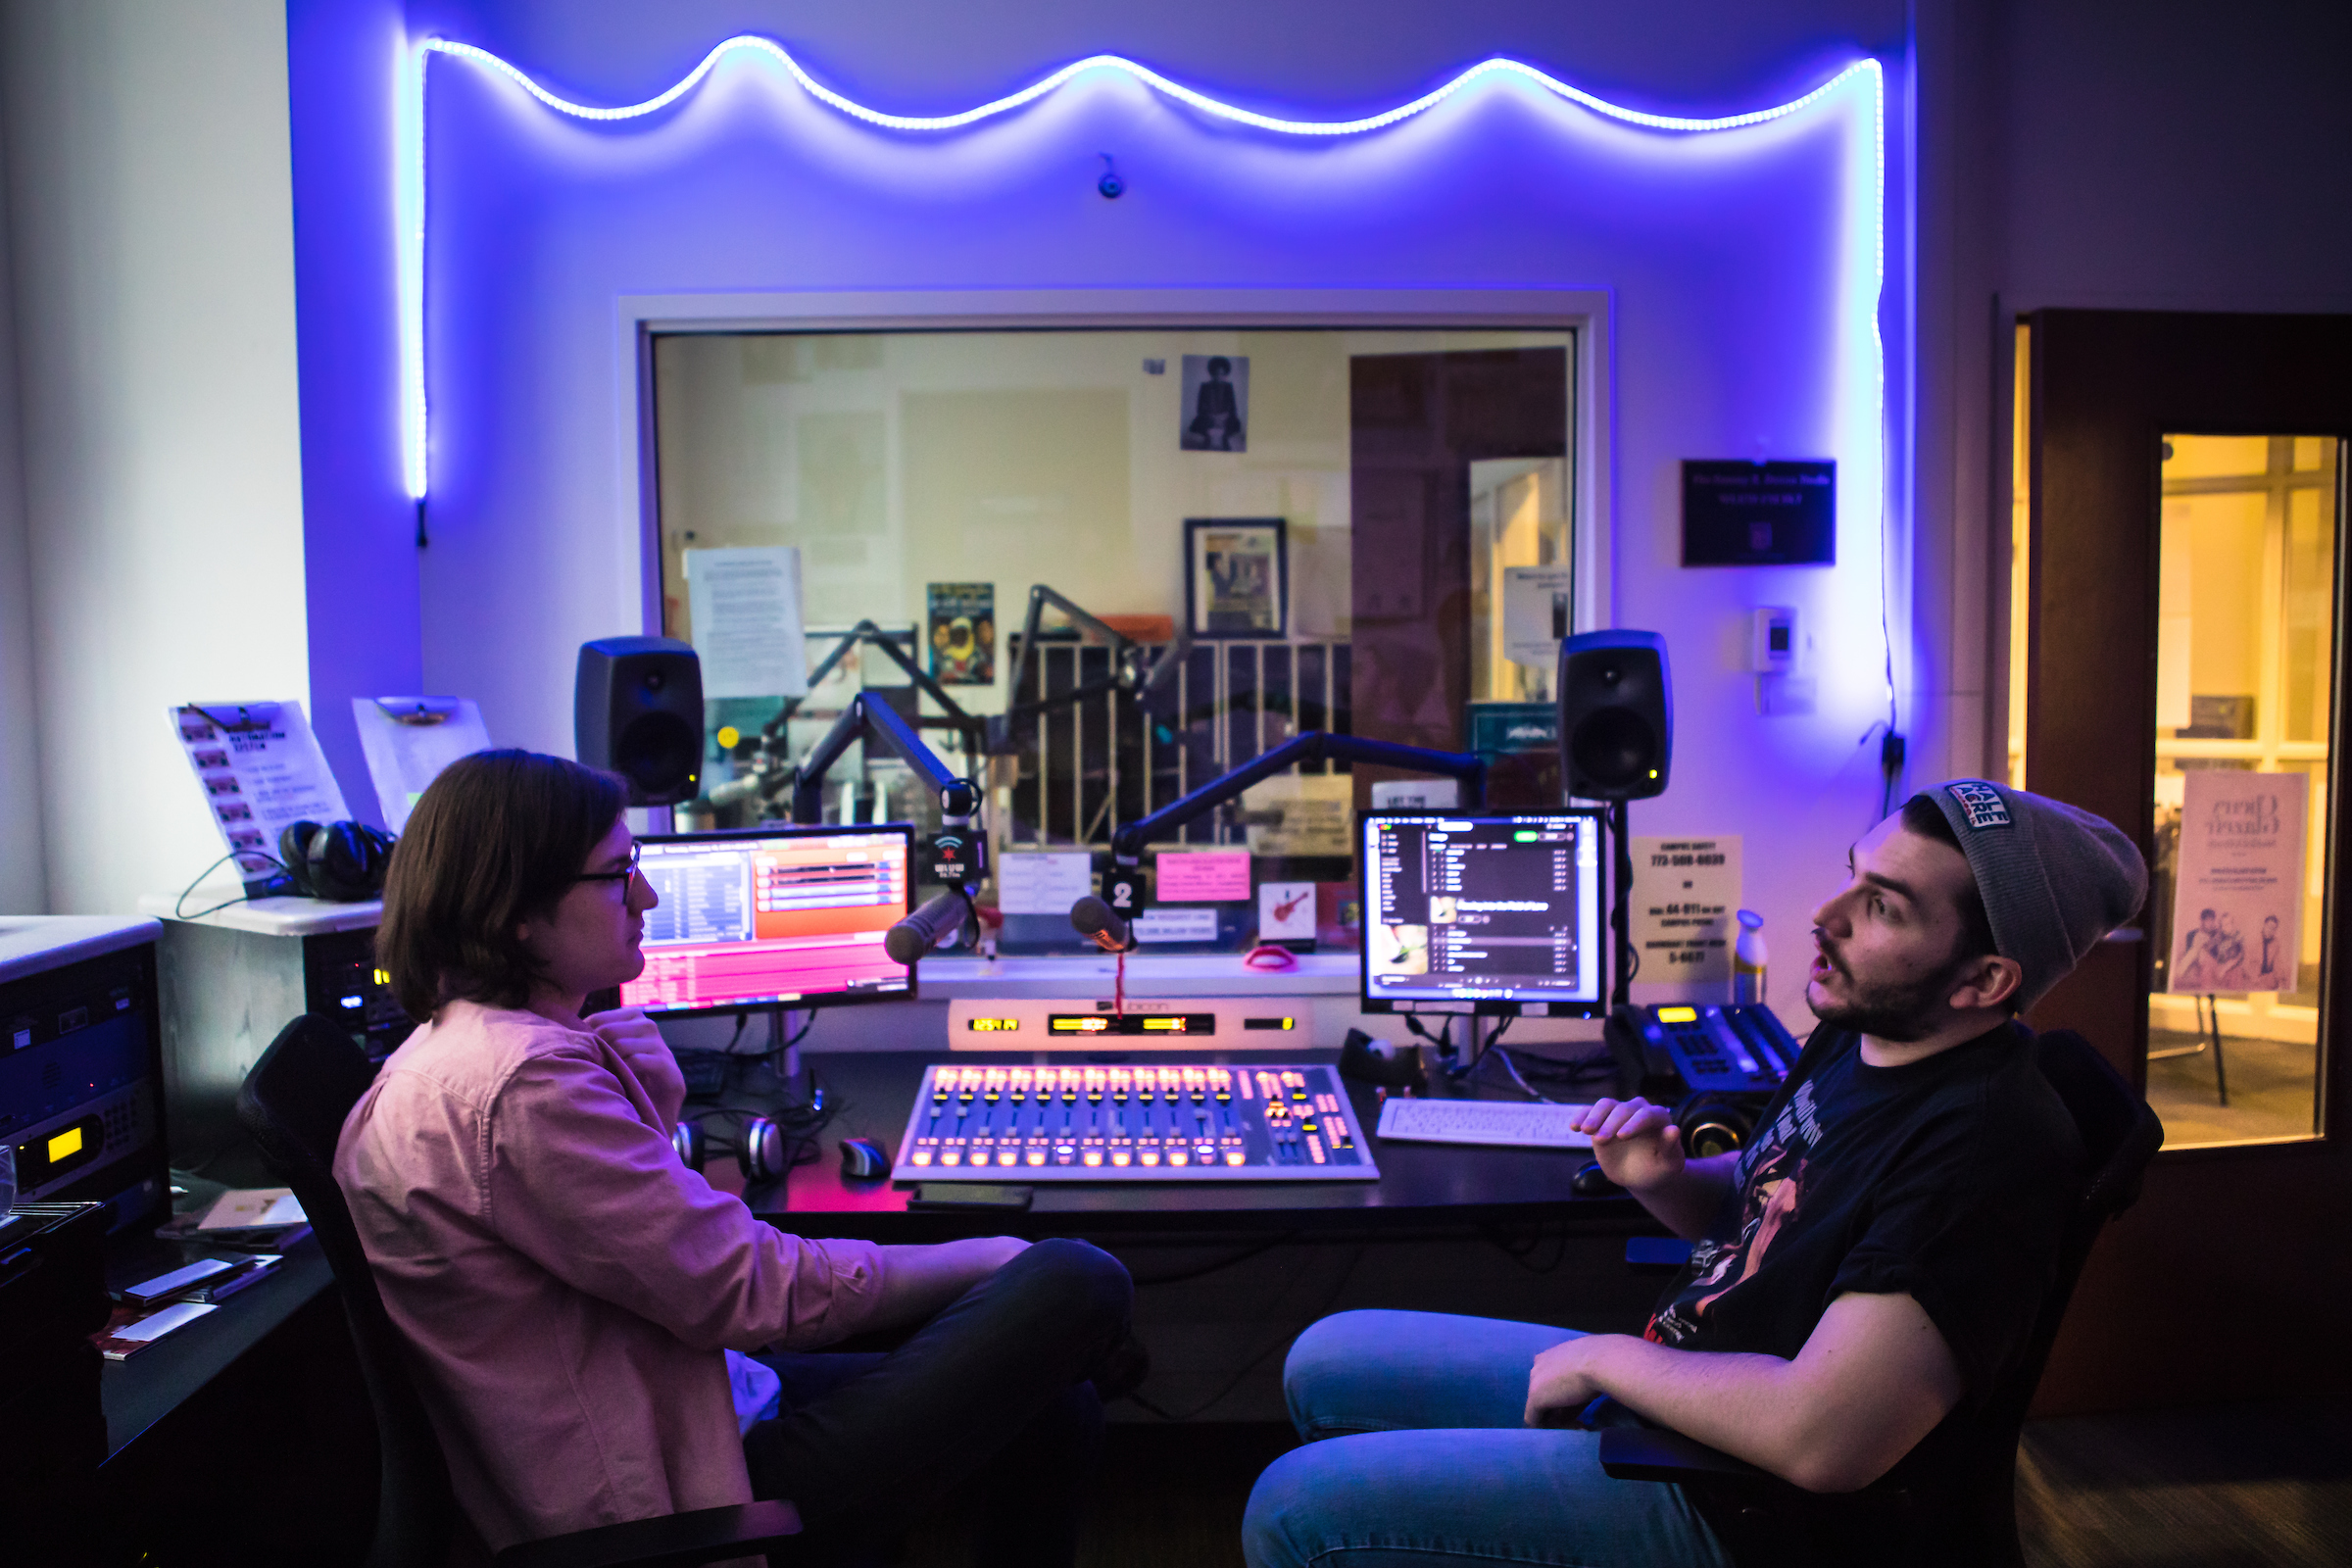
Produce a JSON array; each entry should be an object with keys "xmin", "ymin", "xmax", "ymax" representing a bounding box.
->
[
  {"xmin": 2168, "ymin": 769, "xmax": 2307, "ymax": 995},
  {"xmin": 171, "ymin": 702, "xmax": 349, "ymax": 896}
]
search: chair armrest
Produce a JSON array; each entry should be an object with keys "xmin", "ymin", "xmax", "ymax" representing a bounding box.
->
[
  {"xmin": 494, "ymin": 1499, "xmax": 804, "ymax": 1568},
  {"xmin": 1597, "ymin": 1425, "xmax": 1777, "ymax": 1487}
]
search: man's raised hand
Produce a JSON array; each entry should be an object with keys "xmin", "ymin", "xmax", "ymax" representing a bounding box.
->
[{"xmin": 1570, "ymin": 1097, "xmax": 1685, "ymax": 1193}]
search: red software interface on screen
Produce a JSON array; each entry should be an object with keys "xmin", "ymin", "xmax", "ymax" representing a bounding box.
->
[{"xmin": 620, "ymin": 828, "xmax": 912, "ymax": 1014}]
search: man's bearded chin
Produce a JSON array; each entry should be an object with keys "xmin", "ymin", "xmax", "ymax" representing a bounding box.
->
[{"xmin": 1808, "ymin": 937, "xmax": 1969, "ymax": 1043}]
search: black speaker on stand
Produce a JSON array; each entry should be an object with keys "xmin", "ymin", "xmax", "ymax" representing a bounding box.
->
[
  {"xmin": 576, "ymin": 636, "xmax": 705, "ymax": 806},
  {"xmin": 1558, "ymin": 630, "xmax": 1672, "ymax": 1006}
]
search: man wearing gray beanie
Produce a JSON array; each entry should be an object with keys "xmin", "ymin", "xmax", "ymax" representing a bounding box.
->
[{"xmin": 1247, "ymin": 781, "xmax": 2146, "ymax": 1568}]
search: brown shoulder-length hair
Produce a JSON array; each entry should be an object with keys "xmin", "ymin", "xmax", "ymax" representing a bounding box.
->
[{"xmin": 376, "ymin": 750, "xmax": 627, "ymax": 1021}]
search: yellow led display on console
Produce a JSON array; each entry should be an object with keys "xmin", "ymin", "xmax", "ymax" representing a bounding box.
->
[
  {"xmin": 1141, "ymin": 1017, "xmax": 1190, "ymax": 1032},
  {"xmin": 49, "ymin": 1125, "xmax": 83, "ymax": 1161},
  {"xmin": 1052, "ymin": 1017, "xmax": 1109, "ymax": 1033},
  {"xmin": 965, "ymin": 1017, "xmax": 1020, "ymax": 1032},
  {"xmin": 1655, "ymin": 1006, "xmax": 1699, "ymax": 1023}
]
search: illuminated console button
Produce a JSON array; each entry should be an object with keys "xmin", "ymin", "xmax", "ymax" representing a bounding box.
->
[
  {"xmin": 1110, "ymin": 1152, "xmax": 1131, "ymax": 1167},
  {"xmin": 1026, "ymin": 1150, "xmax": 1047, "ymax": 1166},
  {"xmin": 941, "ymin": 1151, "xmax": 962, "ymax": 1166},
  {"xmin": 911, "ymin": 1151, "xmax": 933, "ymax": 1166},
  {"xmin": 1139, "ymin": 1151, "xmax": 1160, "ymax": 1167},
  {"xmin": 1168, "ymin": 1152, "xmax": 1188, "ymax": 1167},
  {"xmin": 999, "ymin": 1151, "xmax": 1018, "ymax": 1167},
  {"xmin": 1083, "ymin": 1151, "xmax": 1103, "ymax": 1166},
  {"xmin": 1225, "ymin": 1151, "xmax": 1247, "ymax": 1166}
]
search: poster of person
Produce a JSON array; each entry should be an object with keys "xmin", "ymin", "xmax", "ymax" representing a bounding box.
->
[
  {"xmin": 2168, "ymin": 768, "xmax": 2307, "ymax": 994},
  {"xmin": 925, "ymin": 582, "xmax": 995, "ymax": 685},
  {"xmin": 1185, "ymin": 518, "xmax": 1288, "ymax": 639},
  {"xmin": 1179, "ymin": 354, "xmax": 1250, "ymax": 452}
]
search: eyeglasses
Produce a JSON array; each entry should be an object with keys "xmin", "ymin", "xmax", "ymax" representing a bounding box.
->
[{"xmin": 574, "ymin": 842, "xmax": 642, "ymax": 889}]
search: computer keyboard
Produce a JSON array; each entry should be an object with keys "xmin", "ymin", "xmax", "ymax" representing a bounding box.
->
[{"xmin": 1375, "ymin": 1097, "xmax": 1594, "ymax": 1151}]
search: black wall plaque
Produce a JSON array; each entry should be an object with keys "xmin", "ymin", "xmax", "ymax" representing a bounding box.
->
[{"xmin": 1681, "ymin": 460, "xmax": 1836, "ymax": 566}]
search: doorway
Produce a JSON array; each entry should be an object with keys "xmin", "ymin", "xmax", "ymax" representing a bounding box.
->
[{"xmin": 2015, "ymin": 310, "xmax": 2352, "ymax": 1410}]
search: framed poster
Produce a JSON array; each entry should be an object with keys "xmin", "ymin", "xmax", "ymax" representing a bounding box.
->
[
  {"xmin": 925, "ymin": 582, "xmax": 995, "ymax": 685},
  {"xmin": 1185, "ymin": 517, "xmax": 1288, "ymax": 639},
  {"xmin": 1179, "ymin": 354, "xmax": 1249, "ymax": 451}
]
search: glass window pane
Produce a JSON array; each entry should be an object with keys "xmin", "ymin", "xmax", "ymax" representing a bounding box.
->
[
  {"xmin": 2147, "ymin": 433, "xmax": 2339, "ymax": 1150},
  {"xmin": 652, "ymin": 326, "xmax": 1574, "ymax": 956}
]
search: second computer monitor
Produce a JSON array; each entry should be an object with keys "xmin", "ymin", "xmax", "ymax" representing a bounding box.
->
[
  {"xmin": 1359, "ymin": 809, "xmax": 1606, "ymax": 1015},
  {"xmin": 620, "ymin": 824, "xmax": 915, "ymax": 1018}
]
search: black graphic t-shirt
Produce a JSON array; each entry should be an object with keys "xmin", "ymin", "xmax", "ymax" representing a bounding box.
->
[{"xmin": 1647, "ymin": 1021, "xmax": 2085, "ymax": 1432}]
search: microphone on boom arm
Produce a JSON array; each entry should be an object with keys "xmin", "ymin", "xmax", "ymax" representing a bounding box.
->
[
  {"xmin": 886, "ymin": 887, "xmax": 976, "ymax": 966},
  {"xmin": 1070, "ymin": 895, "xmax": 1133, "ymax": 954}
]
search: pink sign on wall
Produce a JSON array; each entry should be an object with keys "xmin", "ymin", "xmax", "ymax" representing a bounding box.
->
[
  {"xmin": 2168, "ymin": 769, "xmax": 2308, "ymax": 995},
  {"xmin": 1155, "ymin": 850, "xmax": 1252, "ymax": 903}
]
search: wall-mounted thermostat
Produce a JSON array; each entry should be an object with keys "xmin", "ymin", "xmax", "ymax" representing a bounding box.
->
[{"xmin": 1750, "ymin": 608, "xmax": 1797, "ymax": 673}]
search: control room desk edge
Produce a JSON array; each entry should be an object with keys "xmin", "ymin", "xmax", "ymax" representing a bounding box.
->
[{"xmin": 745, "ymin": 1051, "xmax": 1655, "ymax": 1244}]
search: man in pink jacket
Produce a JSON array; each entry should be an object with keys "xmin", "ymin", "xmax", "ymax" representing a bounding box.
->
[{"xmin": 338, "ymin": 751, "xmax": 1132, "ymax": 1562}]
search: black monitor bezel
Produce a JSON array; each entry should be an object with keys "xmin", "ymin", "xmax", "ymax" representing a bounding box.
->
[
  {"xmin": 1356, "ymin": 807, "xmax": 1609, "ymax": 1018},
  {"xmin": 628, "ymin": 822, "xmax": 918, "ymax": 1019}
]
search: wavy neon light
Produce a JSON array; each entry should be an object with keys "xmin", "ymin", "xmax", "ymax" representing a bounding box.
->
[{"xmin": 393, "ymin": 38, "xmax": 1888, "ymax": 611}]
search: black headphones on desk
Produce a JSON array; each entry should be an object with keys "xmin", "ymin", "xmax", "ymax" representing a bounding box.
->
[
  {"xmin": 672, "ymin": 1115, "xmax": 790, "ymax": 1183},
  {"xmin": 277, "ymin": 819, "xmax": 397, "ymax": 902}
]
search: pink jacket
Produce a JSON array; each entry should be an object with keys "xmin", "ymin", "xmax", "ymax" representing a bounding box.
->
[{"xmin": 333, "ymin": 1001, "xmax": 887, "ymax": 1551}]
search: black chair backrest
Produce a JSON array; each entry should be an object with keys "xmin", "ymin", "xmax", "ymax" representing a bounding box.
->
[
  {"xmin": 1943, "ymin": 1028, "xmax": 2165, "ymax": 1559},
  {"xmin": 236, "ymin": 1013, "xmax": 458, "ymax": 1568}
]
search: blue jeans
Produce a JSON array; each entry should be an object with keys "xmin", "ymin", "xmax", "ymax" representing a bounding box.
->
[{"xmin": 1243, "ymin": 1309, "xmax": 1732, "ymax": 1568}]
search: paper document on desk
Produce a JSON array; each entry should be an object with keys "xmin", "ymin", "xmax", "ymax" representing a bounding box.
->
[
  {"xmin": 199, "ymin": 1187, "xmax": 307, "ymax": 1231},
  {"xmin": 93, "ymin": 1298, "xmax": 220, "ymax": 1360}
]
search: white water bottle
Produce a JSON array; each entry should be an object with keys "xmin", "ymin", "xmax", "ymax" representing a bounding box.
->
[{"xmin": 1734, "ymin": 909, "xmax": 1767, "ymax": 1004}]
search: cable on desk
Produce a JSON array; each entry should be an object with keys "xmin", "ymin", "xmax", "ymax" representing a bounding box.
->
[{"xmin": 172, "ymin": 849, "xmax": 293, "ymax": 921}]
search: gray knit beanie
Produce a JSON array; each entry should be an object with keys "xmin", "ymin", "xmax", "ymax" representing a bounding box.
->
[{"xmin": 1927, "ymin": 780, "xmax": 2148, "ymax": 1010}]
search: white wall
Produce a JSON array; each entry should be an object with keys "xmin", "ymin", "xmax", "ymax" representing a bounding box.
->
[
  {"xmin": 0, "ymin": 103, "xmax": 41, "ymax": 911},
  {"xmin": 0, "ymin": 0, "xmax": 311, "ymax": 914}
]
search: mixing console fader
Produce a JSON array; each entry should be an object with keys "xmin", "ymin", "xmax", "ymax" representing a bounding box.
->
[{"xmin": 890, "ymin": 1063, "xmax": 1379, "ymax": 1182}]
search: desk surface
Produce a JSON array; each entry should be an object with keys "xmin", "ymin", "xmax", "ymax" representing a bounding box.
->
[
  {"xmin": 735, "ymin": 1050, "xmax": 1646, "ymax": 1243},
  {"xmin": 98, "ymin": 1208, "xmax": 333, "ymax": 1461}
]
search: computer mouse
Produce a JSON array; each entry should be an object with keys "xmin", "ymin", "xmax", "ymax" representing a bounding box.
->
[
  {"xmin": 1571, "ymin": 1159, "xmax": 1624, "ymax": 1199},
  {"xmin": 838, "ymin": 1137, "xmax": 889, "ymax": 1180}
]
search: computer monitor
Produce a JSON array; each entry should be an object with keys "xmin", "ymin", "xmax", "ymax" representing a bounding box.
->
[
  {"xmin": 619, "ymin": 825, "xmax": 916, "ymax": 1018},
  {"xmin": 1358, "ymin": 809, "xmax": 1607, "ymax": 1016}
]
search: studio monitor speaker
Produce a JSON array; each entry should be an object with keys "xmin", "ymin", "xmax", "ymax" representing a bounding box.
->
[
  {"xmin": 575, "ymin": 636, "xmax": 704, "ymax": 806},
  {"xmin": 1558, "ymin": 630, "xmax": 1672, "ymax": 801}
]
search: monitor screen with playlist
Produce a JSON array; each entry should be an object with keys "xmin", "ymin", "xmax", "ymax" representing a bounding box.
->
[
  {"xmin": 1359, "ymin": 810, "xmax": 1606, "ymax": 1014},
  {"xmin": 620, "ymin": 826, "xmax": 915, "ymax": 1017}
]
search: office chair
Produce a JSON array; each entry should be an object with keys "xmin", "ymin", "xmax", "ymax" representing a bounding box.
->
[
  {"xmin": 234, "ymin": 1013, "xmax": 805, "ymax": 1568},
  {"xmin": 1592, "ymin": 1027, "xmax": 2165, "ymax": 1568}
]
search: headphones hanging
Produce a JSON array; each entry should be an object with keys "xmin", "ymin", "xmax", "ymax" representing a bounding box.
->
[{"xmin": 276, "ymin": 819, "xmax": 397, "ymax": 902}]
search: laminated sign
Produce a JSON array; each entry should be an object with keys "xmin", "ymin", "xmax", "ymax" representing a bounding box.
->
[
  {"xmin": 1631, "ymin": 837, "xmax": 1742, "ymax": 988},
  {"xmin": 2169, "ymin": 770, "xmax": 2307, "ymax": 995}
]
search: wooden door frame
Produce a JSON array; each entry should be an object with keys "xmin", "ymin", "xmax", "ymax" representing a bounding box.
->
[{"xmin": 2024, "ymin": 308, "xmax": 2352, "ymax": 1410}]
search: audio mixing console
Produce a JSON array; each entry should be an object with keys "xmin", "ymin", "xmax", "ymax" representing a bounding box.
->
[{"xmin": 890, "ymin": 1063, "xmax": 1379, "ymax": 1182}]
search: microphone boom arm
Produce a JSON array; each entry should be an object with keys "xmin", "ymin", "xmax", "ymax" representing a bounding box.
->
[{"xmin": 1106, "ymin": 733, "xmax": 1486, "ymax": 863}]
